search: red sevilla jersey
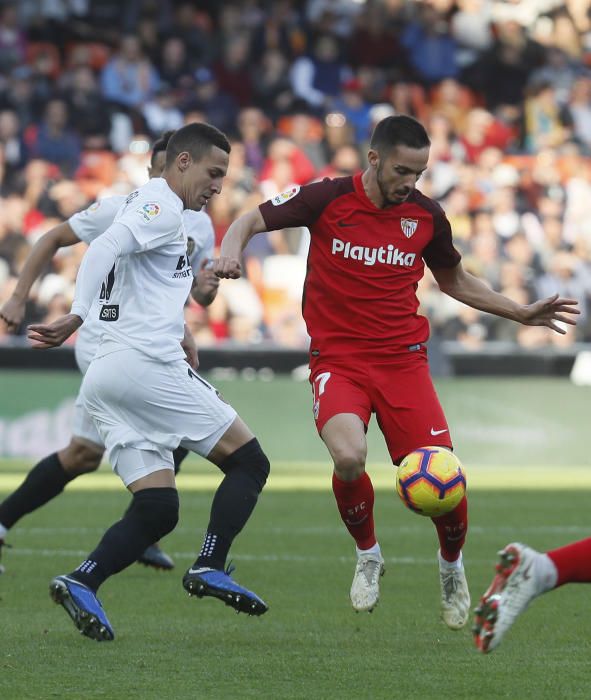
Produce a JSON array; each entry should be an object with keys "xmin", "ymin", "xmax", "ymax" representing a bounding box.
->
[{"xmin": 259, "ymin": 173, "xmax": 461, "ymax": 362}]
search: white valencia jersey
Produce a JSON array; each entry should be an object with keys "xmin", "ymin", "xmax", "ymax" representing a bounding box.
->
[{"xmin": 69, "ymin": 179, "xmax": 215, "ymax": 369}]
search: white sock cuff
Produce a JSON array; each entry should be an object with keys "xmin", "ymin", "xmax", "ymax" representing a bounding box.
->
[
  {"xmin": 357, "ymin": 543, "xmax": 381, "ymax": 557},
  {"xmin": 438, "ymin": 549, "xmax": 463, "ymax": 569},
  {"xmin": 537, "ymin": 553, "xmax": 558, "ymax": 593},
  {"xmin": 0, "ymin": 523, "xmax": 8, "ymax": 540}
]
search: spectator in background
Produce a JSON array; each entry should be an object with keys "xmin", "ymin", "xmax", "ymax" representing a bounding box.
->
[
  {"xmin": 401, "ymin": 2, "xmax": 459, "ymax": 84},
  {"xmin": 536, "ymin": 250, "xmax": 591, "ymax": 330},
  {"xmin": 60, "ymin": 66, "xmax": 112, "ymax": 149},
  {"xmin": 213, "ymin": 32, "xmax": 254, "ymax": 109},
  {"xmin": 157, "ymin": 36, "xmax": 193, "ymax": 90},
  {"xmin": 450, "ymin": 0, "xmax": 494, "ymax": 72},
  {"xmin": 331, "ymin": 78, "xmax": 371, "ymax": 143},
  {"xmin": 100, "ymin": 35, "xmax": 160, "ymax": 110},
  {"xmin": 142, "ymin": 85, "xmax": 184, "ymax": 137},
  {"xmin": 0, "ymin": 3, "xmax": 26, "ymax": 71},
  {"xmin": 290, "ymin": 34, "xmax": 349, "ymax": 113},
  {"xmin": 0, "ymin": 109, "xmax": 27, "ymax": 182},
  {"xmin": 524, "ymin": 81, "xmax": 572, "ymax": 153},
  {"xmin": 317, "ymin": 143, "xmax": 361, "ymax": 179},
  {"xmin": 566, "ymin": 77, "xmax": 591, "ymax": 152},
  {"xmin": 347, "ymin": 0, "xmax": 407, "ymax": 70},
  {"xmin": 181, "ymin": 68, "xmax": 238, "ymax": 136},
  {"xmin": 25, "ymin": 98, "xmax": 81, "ymax": 177},
  {"xmin": 166, "ymin": 2, "xmax": 215, "ymax": 67},
  {"xmin": 252, "ymin": 48, "xmax": 295, "ymax": 120},
  {"xmin": 0, "ymin": 66, "xmax": 40, "ymax": 130},
  {"xmin": 236, "ymin": 108, "xmax": 269, "ymax": 176}
]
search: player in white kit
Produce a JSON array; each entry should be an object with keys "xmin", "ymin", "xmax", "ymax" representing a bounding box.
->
[
  {"xmin": 27, "ymin": 123, "xmax": 270, "ymax": 641},
  {"xmin": 0, "ymin": 132, "xmax": 218, "ymax": 572}
]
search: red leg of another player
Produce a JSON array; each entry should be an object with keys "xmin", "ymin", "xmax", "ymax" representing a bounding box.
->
[
  {"xmin": 332, "ymin": 472, "xmax": 376, "ymax": 550},
  {"xmin": 547, "ymin": 537, "xmax": 591, "ymax": 587},
  {"xmin": 431, "ymin": 496, "xmax": 468, "ymax": 562}
]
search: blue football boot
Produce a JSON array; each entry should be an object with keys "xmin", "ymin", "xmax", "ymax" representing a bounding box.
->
[
  {"xmin": 49, "ymin": 575, "xmax": 115, "ymax": 641},
  {"xmin": 183, "ymin": 564, "xmax": 268, "ymax": 616},
  {"xmin": 137, "ymin": 544, "xmax": 175, "ymax": 570}
]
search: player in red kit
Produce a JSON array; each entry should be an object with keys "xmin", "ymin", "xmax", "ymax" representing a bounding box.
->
[
  {"xmin": 474, "ymin": 538, "xmax": 591, "ymax": 652},
  {"xmin": 214, "ymin": 116, "xmax": 579, "ymax": 627}
]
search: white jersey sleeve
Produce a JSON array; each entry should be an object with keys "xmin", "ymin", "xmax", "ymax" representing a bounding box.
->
[
  {"xmin": 115, "ymin": 190, "xmax": 183, "ymax": 252},
  {"xmin": 183, "ymin": 209, "xmax": 215, "ymax": 273},
  {"xmin": 68, "ymin": 195, "xmax": 127, "ymax": 244}
]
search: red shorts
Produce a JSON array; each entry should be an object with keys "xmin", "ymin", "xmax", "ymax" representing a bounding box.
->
[{"xmin": 309, "ymin": 349, "xmax": 452, "ymax": 464}]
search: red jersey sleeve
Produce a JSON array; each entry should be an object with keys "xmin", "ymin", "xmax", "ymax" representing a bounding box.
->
[
  {"xmin": 259, "ymin": 177, "xmax": 354, "ymax": 231},
  {"xmin": 421, "ymin": 199, "xmax": 461, "ymax": 269}
]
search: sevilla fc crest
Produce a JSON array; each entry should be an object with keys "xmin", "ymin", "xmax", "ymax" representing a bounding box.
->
[{"xmin": 400, "ymin": 218, "xmax": 418, "ymax": 238}]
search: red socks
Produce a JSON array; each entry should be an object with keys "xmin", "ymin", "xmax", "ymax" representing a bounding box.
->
[
  {"xmin": 332, "ymin": 472, "xmax": 376, "ymax": 550},
  {"xmin": 432, "ymin": 496, "xmax": 468, "ymax": 562},
  {"xmin": 547, "ymin": 537, "xmax": 591, "ymax": 587}
]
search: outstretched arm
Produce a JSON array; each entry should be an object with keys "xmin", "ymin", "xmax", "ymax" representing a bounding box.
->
[
  {"xmin": 0, "ymin": 221, "xmax": 80, "ymax": 329},
  {"xmin": 431, "ymin": 262, "xmax": 579, "ymax": 333},
  {"xmin": 27, "ymin": 223, "xmax": 138, "ymax": 348},
  {"xmin": 213, "ymin": 208, "xmax": 268, "ymax": 279}
]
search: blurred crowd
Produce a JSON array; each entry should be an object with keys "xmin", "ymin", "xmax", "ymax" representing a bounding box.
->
[{"xmin": 1, "ymin": 0, "xmax": 591, "ymax": 351}]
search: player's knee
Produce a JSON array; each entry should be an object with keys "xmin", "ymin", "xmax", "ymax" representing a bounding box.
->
[
  {"xmin": 332, "ymin": 448, "xmax": 366, "ymax": 480},
  {"xmin": 220, "ymin": 438, "xmax": 270, "ymax": 491},
  {"xmin": 133, "ymin": 487, "xmax": 179, "ymax": 540},
  {"xmin": 60, "ymin": 440, "xmax": 104, "ymax": 475}
]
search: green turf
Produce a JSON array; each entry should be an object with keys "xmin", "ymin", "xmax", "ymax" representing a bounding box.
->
[
  {"xmin": 1, "ymin": 376, "xmax": 590, "ymax": 698},
  {"xmin": 1, "ymin": 488, "xmax": 590, "ymax": 699}
]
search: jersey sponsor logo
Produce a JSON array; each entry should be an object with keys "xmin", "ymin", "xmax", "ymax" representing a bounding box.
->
[
  {"xmin": 430, "ymin": 427, "xmax": 448, "ymax": 436},
  {"xmin": 126, "ymin": 190, "xmax": 140, "ymax": 205},
  {"xmin": 173, "ymin": 253, "xmax": 192, "ymax": 278},
  {"xmin": 331, "ymin": 237, "xmax": 416, "ymax": 267},
  {"xmin": 136, "ymin": 202, "xmax": 161, "ymax": 223},
  {"xmin": 99, "ymin": 304, "xmax": 119, "ymax": 321},
  {"xmin": 401, "ymin": 217, "xmax": 418, "ymax": 238},
  {"xmin": 337, "ymin": 220, "xmax": 359, "ymax": 227},
  {"xmin": 271, "ymin": 186, "xmax": 300, "ymax": 206}
]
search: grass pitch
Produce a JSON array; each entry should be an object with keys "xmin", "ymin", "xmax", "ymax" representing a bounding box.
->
[{"xmin": 1, "ymin": 376, "xmax": 590, "ymax": 699}]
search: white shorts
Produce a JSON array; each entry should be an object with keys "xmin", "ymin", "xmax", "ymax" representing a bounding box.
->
[
  {"xmin": 80, "ymin": 348, "xmax": 237, "ymax": 486},
  {"xmin": 72, "ymin": 389, "xmax": 103, "ymax": 447}
]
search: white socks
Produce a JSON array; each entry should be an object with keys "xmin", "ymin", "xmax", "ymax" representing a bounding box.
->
[
  {"xmin": 535, "ymin": 552, "xmax": 558, "ymax": 593},
  {"xmin": 438, "ymin": 550, "xmax": 463, "ymax": 570},
  {"xmin": 357, "ymin": 542, "xmax": 382, "ymax": 558}
]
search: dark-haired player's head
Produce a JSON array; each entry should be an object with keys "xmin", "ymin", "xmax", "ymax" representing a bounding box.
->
[
  {"xmin": 367, "ymin": 115, "xmax": 430, "ymax": 207},
  {"xmin": 164, "ymin": 122, "xmax": 231, "ymax": 211},
  {"xmin": 148, "ymin": 130, "xmax": 175, "ymax": 179}
]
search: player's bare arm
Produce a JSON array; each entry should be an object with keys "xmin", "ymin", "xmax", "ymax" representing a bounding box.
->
[
  {"xmin": 191, "ymin": 258, "xmax": 219, "ymax": 306},
  {"xmin": 181, "ymin": 323, "xmax": 199, "ymax": 368},
  {"xmin": 432, "ymin": 262, "xmax": 579, "ymax": 333},
  {"xmin": 0, "ymin": 222, "xmax": 80, "ymax": 329},
  {"xmin": 214, "ymin": 208, "xmax": 268, "ymax": 279}
]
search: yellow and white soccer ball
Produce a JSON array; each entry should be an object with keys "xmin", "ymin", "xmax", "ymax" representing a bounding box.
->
[{"xmin": 395, "ymin": 446, "xmax": 466, "ymax": 517}]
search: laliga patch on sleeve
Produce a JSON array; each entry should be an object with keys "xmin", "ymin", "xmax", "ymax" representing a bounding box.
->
[
  {"xmin": 83, "ymin": 201, "xmax": 100, "ymax": 216},
  {"xmin": 136, "ymin": 202, "xmax": 161, "ymax": 223},
  {"xmin": 271, "ymin": 186, "xmax": 300, "ymax": 206}
]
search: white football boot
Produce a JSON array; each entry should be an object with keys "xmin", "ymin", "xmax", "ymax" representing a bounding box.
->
[
  {"xmin": 474, "ymin": 542, "xmax": 544, "ymax": 653},
  {"xmin": 350, "ymin": 551, "xmax": 385, "ymax": 612},
  {"xmin": 439, "ymin": 550, "xmax": 471, "ymax": 629}
]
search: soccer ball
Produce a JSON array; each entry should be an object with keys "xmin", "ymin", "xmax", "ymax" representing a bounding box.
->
[{"xmin": 395, "ymin": 446, "xmax": 466, "ymax": 518}]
